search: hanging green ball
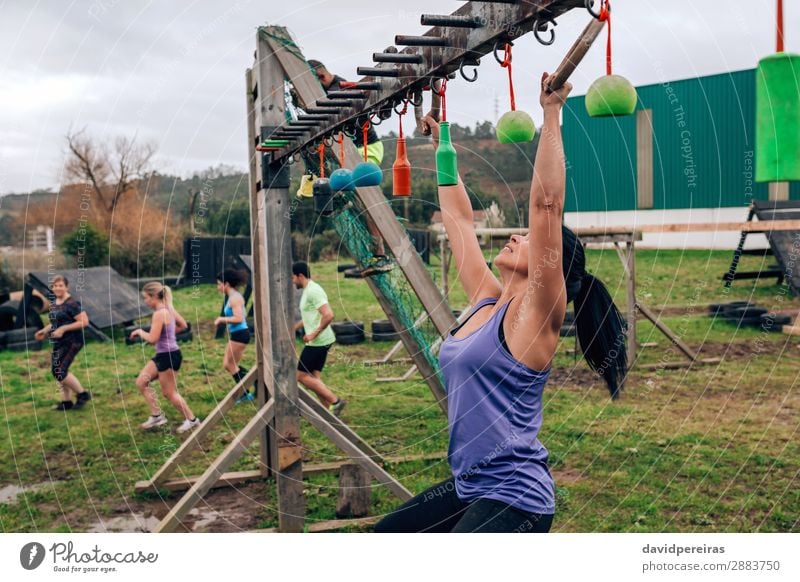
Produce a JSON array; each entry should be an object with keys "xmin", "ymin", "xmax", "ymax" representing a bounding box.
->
[
  {"xmin": 585, "ymin": 74, "xmax": 638, "ymax": 117},
  {"xmin": 756, "ymin": 52, "xmax": 800, "ymax": 182},
  {"xmin": 496, "ymin": 110, "xmax": 536, "ymax": 144}
]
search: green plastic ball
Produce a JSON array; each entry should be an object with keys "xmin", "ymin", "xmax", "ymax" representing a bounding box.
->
[
  {"xmin": 585, "ymin": 75, "xmax": 638, "ymax": 117},
  {"xmin": 496, "ymin": 110, "xmax": 536, "ymax": 143}
]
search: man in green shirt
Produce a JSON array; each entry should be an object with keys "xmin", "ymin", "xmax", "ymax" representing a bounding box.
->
[{"xmin": 292, "ymin": 261, "xmax": 346, "ymax": 416}]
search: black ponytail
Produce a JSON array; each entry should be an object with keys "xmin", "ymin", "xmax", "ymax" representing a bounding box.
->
[
  {"xmin": 573, "ymin": 273, "xmax": 627, "ymax": 399},
  {"xmin": 562, "ymin": 225, "xmax": 628, "ymax": 399}
]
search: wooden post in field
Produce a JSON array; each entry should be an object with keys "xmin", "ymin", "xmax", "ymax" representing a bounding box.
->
[{"xmin": 253, "ymin": 31, "xmax": 305, "ymax": 531}]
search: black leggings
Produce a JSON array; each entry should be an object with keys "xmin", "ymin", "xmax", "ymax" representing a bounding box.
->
[{"xmin": 374, "ymin": 478, "xmax": 553, "ymax": 533}]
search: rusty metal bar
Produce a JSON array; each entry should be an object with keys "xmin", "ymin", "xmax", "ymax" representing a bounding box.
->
[
  {"xmin": 395, "ymin": 35, "xmax": 449, "ymax": 47},
  {"xmin": 420, "ymin": 14, "xmax": 483, "ymax": 27},
  {"xmin": 326, "ymin": 90, "xmax": 369, "ymax": 99},
  {"xmin": 356, "ymin": 66, "xmax": 400, "ymax": 77},
  {"xmin": 373, "ymin": 52, "xmax": 424, "ymax": 64}
]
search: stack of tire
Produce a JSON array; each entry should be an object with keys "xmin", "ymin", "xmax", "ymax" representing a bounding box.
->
[
  {"xmin": 124, "ymin": 322, "xmax": 193, "ymax": 345},
  {"xmin": 332, "ymin": 320, "xmax": 365, "ymax": 345},
  {"xmin": 709, "ymin": 301, "xmax": 791, "ymax": 332},
  {"xmin": 0, "ymin": 298, "xmax": 45, "ymax": 352},
  {"xmin": 372, "ymin": 320, "xmax": 399, "ymax": 342},
  {"xmin": 0, "ymin": 327, "xmax": 44, "ymax": 352},
  {"xmin": 559, "ymin": 310, "xmax": 576, "ymax": 337}
]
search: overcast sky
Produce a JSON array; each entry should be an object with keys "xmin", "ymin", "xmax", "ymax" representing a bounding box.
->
[{"xmin": 1, "ymin": 0, "xmax": 797, "ymax": 195}]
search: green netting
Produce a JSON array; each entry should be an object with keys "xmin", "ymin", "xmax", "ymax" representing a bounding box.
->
[{"xmin": 301, "ymin": 150, "xmax": 445, "ymax": 385}]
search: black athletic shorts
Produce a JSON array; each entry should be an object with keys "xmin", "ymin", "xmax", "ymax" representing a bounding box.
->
[
  {"xmin": 153, "ymin": 350, "xmax": 183, "ymax": 372},
  {"xmin": 229, "ymin": 328, "xmax": 251, "ymax": 345},
  {"xmin": 297, "ymin": 344, "xmax": 332, "ymax": 374},
  {"xmin": 51, "ymin": 340, "xmax": 84, "ymax": 382}
]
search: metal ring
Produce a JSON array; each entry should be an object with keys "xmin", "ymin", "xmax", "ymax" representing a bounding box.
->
[
  {"xmin": 342, "ymin": 123, "xmax": 357, "ymax": 139},
  {"xmin": 368, "ymin": 111, "xmax": 382, "ymax": 126},
  {"xmin": 393, "ymin": 99, "xmax": 409, "ymax": 115},
  {"xmin": 493, "ymin": 40, "xmax": 512, "ymax": 65},
  {"xmin": 322, "ymin": 135, "xmax": 334, "ymax": 148},
  {"xmin": 534, "ymin": 19, "xmax": 556, "ymax": 46},
  {"xmin": 585, "ymin": 0, "xmax": 600, "ymax": 19},
  {"xmin": 459, "ymin": 60, "xmax": 479, "ymax": 82},
  {"xmin": 408, "ymin": 89, "xmax": 424, "ymax": 107}
]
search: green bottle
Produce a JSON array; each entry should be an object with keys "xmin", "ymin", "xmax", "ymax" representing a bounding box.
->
[{"xmin": 436, "ymin": 121, "xmax": 458, "ymax": 186}]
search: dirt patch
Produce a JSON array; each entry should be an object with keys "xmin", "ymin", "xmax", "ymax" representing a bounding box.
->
[{"xmin": 127, "ymin": 480, "xmax": 274, "ymax": 532}]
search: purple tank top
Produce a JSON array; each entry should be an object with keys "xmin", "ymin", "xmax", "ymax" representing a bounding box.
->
[
  {"xmin": 438, "ymin": 297, "xmax": 555, "ymax": 515},
  {"xmin": 155, "ymin": 308, "xmax": 178, "ymax": 353}
]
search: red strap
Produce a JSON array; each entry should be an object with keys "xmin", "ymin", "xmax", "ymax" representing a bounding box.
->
[
  {"xmin": 777, "ymin": 0, "xmax": 784, "ymax": 53},
  {"xmin": 500, "ymin": 43, "xmax": 516, "ymax": 111},
  {"xmin": 397, "ymin": 100, "xmax": 408, "ymax": 139},
  {"xmin": 339, "ymin": 133, "xmax": 345, "ymax": 166},
  {"xmin": 361, "ymin": 119, "xmax": 370, "ymax": 162},
  {"xmin": 436, "ymin": 78, "xmax": 448, "ymax": 122},
  {"xmin": 599, "ymin": 1, "xmax": 612, "ymax": 75},
  {"xmin": 317, "ymin": 143, "xmax": 325, "ymax": 178}
]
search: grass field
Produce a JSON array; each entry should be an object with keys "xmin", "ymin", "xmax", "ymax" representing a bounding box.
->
[{"xmin": 1, "ymin": 248, "xmax": 798, "ymax": 533}]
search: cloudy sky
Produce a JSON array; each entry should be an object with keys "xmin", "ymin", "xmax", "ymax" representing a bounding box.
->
[{"xmin": 1, "ymin": 0, "xmax": 796, "ymax": 194}]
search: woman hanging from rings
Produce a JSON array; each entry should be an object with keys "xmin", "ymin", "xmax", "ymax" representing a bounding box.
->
[
  {"xmin": 376, "ymin": 73, "xmax": 626, "ymax": 533},
  {"xmin": 214, "ymin": 269, "xmax": 254, "ymax": 403}
]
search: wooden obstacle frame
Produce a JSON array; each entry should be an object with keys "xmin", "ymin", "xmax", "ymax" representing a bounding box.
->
[{"xmin": 142, "ymin": 0, "xmax": 612, "ymax": 532}]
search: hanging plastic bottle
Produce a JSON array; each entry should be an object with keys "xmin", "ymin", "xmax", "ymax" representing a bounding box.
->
[
  {"xmin": 756, "ymin": 0, "xmax": 800, "ymax": 182},
  {"xmin": 435, "ymin": 79, "xmax": 458, "ymax": 187},
  {"xmin": 393, "ymin": 100, "xmax": 412, "ymax": 197},
  {"xmin": 585, "ymin": 1, "xmax": 637, "ymax": 117},
  {"xmin": 313, "ymin": 142, "xmax": 334, "ymax": 216}
]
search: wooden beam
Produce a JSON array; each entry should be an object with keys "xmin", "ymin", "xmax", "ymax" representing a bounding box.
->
[
  {"xmin": 636, "ymin": 303, "xmax": 698, "ymax": 361},
  {"xmin": 144, "ymin": 368, "xmax": 257, "ymax": 489},
  {"xmin": 298, "ymin": 388, "xmax": 384, "ymax": 464},
  {"xmin": 154, "ymin": 400, "xmax": 276, "ymax": 533},
  {"xmin": 298, "ymin": 400, "xmax": 413, "ymax": 501},
  {"xmin": 255, "ymin": 31, "xmax": 306, "ymax": 532},
  {"xmin": 263, "ymin": 2, "xmax": 584, "ymax": 158},
  {"xmin": 246, "ymin": 67, "xmax": 275, "ymax": 477}
]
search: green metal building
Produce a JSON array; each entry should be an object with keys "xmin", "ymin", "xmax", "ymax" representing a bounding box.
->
[{"xmin": 562, "ymin": 68, "xmax": 800, "ymax": 213}]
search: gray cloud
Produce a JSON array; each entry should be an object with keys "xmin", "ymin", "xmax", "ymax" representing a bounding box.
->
[{"xmin": 0, "ymin": 0, "xmax": 796, "ymax": 194}]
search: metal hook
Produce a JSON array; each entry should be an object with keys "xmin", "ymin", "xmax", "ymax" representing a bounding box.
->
[
  {"xmin": 393, "ymin": 99, "xmax": 410, "ymax": 115},
  {"xmin": 322, "ymin": 134, "xmax": 334, "ymax": 148},
  {"xmin": 408, "ymin": 89, "xmax": 423, "ymax": 107},
  {"xmin": 342, "ymin": 123, "xmax": 357, "ymax": 139},
  {"xmin": 493, "ymin": 40, "xmax": 512, "ymax": 65},
  {"xmin": 585, "ymin": 0, "xmax": 601, "ymax": 19},
  {"xmin": 368, "ymin": 111, "xmax": 382, "ymax": 126},
  {"xmin": 534, "ymin": 18, "xmax": 556, "ymax": 46},
  {"xmin": 459, "ymin": 59, "xmax": 479, "ymax": 82}
]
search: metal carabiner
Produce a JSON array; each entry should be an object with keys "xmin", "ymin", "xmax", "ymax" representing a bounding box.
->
[
  {"xmin": 493, "ymin": 40, "xmax": 511, "ymax": 65},
  {"xmin": 459, "ymin": 59, "xmax": 479, "ymax": 82},
  {"xmin": 534, "ymin": 18, "xmax": 556, "ymax": 46},
  {"xmin": 585, "ymin": 0, "xmax": 601, "ymax": 19}
]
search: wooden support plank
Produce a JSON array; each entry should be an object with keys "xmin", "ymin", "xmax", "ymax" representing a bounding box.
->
[
  {"xmin": 246, "ymin": 67, "xmax": 275, "ymax": 478},
  {"xmin": 640, "ymin": 357, "xmax": 721, "ymax": 370},
  {"xmin": 145, "ymin": 368, "xmax": 257, "ymax": 488},
  {"xmin": 298, "ymin": 388, "xmax": 384, "ymax": 464},
  {"xmin": 154, "ymin": 400, "xmax": 276, "ymax": 533},
  {"xmin": 363, "ymin": 339, "xmax": 406, "ymax": 365},
  {"xmin": 613, "ymin": 241, "xmax": 637, "ymax": 368},
  {"xmin": 298, "ymin": 399, "xmax": 412, "ymax": 501},
  {"xmin": 255, "ymin": 32, "xmax": 306, "ymax": 533},
  {"xmin": 636, "ymin": 302, "xmax": 699, "ymax": 361}
]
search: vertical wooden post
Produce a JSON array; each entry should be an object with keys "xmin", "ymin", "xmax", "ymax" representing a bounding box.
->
[
  {"xmin": 636, "ymin": 109, "xmax": 654, "ymax": 209},
  {"xmin": 254, "ymin": 32, "xmax": 305, "ymax": 532},
  {"xmin": 625, "ymin": 238, "xmax": 637, "ymax": 367},
  {"xmin": 769, "ymin": 182, "xmax": 790, "ymax": 201},
  {"xmin": 245, "ymin": 68, "xmax": 274, "ymax": 477}
]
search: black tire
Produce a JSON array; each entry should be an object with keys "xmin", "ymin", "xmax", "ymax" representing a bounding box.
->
[
  {"xmin": 335, "ymin": 332, "xmax": 365, "ymax": 345},
  {"xmin": 124, "ymin": 324, "xmax": 151, "ymax": 336},
  {"xmin": 332, "ymin": 320, "xmax": 364, "ymax": 335},
  {"xmin": 724, "ymin": 316, "xmax": 762, "ymax": 327},
  {"xmin": 372, "ymin": 331, "xmax": 400, "ymax": 342},
  {"xmin": 0, "ymin": 301, "xmax": 19, "ymax": 332},
  {"xmin": 720, "ymin": 301, "xmax": 754, "ymax": 314},
  {"xmin": 337, "ymin": 263, "xmax": 357, "ymax": 273},
  {"xmin": 563, "ymin": 310, "xmax": 576, "ymax": 324},
  {"xmin": 5, "ymin": 327, "xmax": 39, "ymax": 344},
  {"xmin": 176, "ymin": 329, "xmax": 193, "ymax": 343},
  {"xmin": 7, "ymin": 340, "xmax": 44, "ymax": 352},
  {"xmin": 247, "ymin": 317, "xmax": 255, "ymax": 332},
  {"xmin": 0, "ymin": 332, "xmax": 6, "ymax": 348},
  {"xmin": 559, "ymin": 324, "xmax": 576, "ymax": 337},
  {"xmin": 759, "ymin": 313, "xmax": 792, "ymax": 331},
  {"xmin": 371, "ymin": 319, "xmax": 396, "ymax": 334},
  {"xmin": 343, "ymin": 268, "xmax": 362, "ymax": 279},
  {"xmin": 724, "ymin": 306, "xmax": 768, "ymax": 320}
]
